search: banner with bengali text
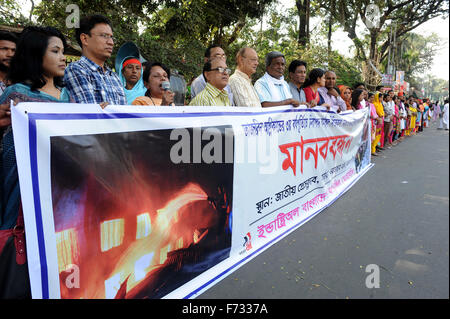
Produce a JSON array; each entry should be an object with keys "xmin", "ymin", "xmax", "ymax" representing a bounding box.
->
[{"xmin": 11, "ymin": 103, "xmax": 372, "ymax": 299}]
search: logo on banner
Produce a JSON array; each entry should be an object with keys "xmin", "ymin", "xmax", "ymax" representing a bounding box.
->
[{"xmin": 243, "ymin": 232, "xmax": 252, "ymax": 251}]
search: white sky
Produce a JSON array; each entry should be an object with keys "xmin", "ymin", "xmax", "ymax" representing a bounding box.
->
[
  {"xmin": 18, "ymin": 0, "xmax": 449, "ymax": 80},
  {"xmin": 280, "ymin": 0, "xmax": 449, "ymax": 81}
]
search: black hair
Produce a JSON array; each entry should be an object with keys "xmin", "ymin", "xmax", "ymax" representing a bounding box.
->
[
  {"xmin": 0, "ymin": 31, "xmax": 18, "ymax": 43},
  {"xmin": 142, "ymin": 61, "xmax": 170, "ymax": 96},
  {"xmin": 375, "ymin": 85, "xmax": 383, "ymax": 91},
  {"xmin": 302, "ymin": 68, "xmax": 325, "ymax": 88},
  {"xmin": 288, "ymin": 60, "xmax": 307, "ymax": 74},
  {"xmin": 353, "ymin": 82, "xmax": 366, "ymax": 89},
  {"xmin": 205, "ymin": 44, "xmax": 221, "ymax": 59},
  {"xmin": 368, "ymin": 92, "xmax": 374, "ymax": 99},
  {"xmin": 8, "ymin": 26, "xmax": 67, "ymax": 90},
  {"xmin": 76, "ymin": 14, "xmax": 112, "ymax": 48},
  {"xmin": 351, "ymin": 89, "xmax": 364, "ymax": 110}
]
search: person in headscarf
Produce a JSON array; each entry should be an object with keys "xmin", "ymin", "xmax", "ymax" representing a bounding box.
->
[
  {"xmin": 409, "ymin": 98, "xmax": 418, "ymax": 135},
  {"xmin": 338, "ymin": 85, "xmax": 352, "ymax": 111},
  {"xmin": 367, "ymin": 92, "xmax": 380, "ymax": 156},
  {"xmin": 119, "ymin": 56, "xmax": 147, "ymax": 104},
  {"xmin": 372, "ymin": 91, "xmax": 385, "ymax": 152}
]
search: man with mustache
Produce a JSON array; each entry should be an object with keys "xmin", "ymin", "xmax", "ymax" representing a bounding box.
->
[
  {"xmin": 64, "ymin": 14, "xmax": 126, "ymax": 106},
  {"xmin": 318, "ymin": 70, "xmax": 347, "ymax": 112},
  {"xmin": 189, "ymin": 58, "xmax": 231, "ymax": 106},
  {"xmin": 191, "ymin": 45, "xmax": 234, "ymax": 105},
  {"xmin": 0, "ymin": 31, "xmax": 17, "ymax": 96},
  {"xmin": 254, "ymin": 51, "xmax": 300, "ymax": 108}
]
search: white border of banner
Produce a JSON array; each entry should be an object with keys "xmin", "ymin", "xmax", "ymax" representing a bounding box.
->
[{"xmin": 11, "ymin": 103, "xmax": 372, "ymax": 299}]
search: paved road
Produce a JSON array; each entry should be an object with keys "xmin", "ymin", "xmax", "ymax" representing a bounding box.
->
[{"xmin": 199, "ymin": 121, "xmax": 449, "ymax": 299}]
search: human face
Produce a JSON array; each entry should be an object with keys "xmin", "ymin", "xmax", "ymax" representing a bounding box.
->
[
  {"xmin": 358, "ymin": 91, "xmax": 365, "ymax": 103},
  {"xmin": 267, "ymin": 56, "xmax": 285, "ymax": 79},
  {"xmin": 145, "ymin": 65, "xmax": 169, "ymax": 98},
  {"xmin": 317, "ymin": 74, "xmax": 326, "ymax": 87},
  {"xmin": 388, "ymin": 90, "xmax": 394, "ymax": 98},
  {"xmin": 122, "ymin": 62, "xmax": 142, "ymax": 88},
  {"xmin": 42, "ymin": 36, "xmax": 66, "ymax": 79},
  {"xmin": 290, "ymin": 64, "xmax": 306, "ymax": 86},
  {"xmin": 0, "ymin": 40, "xmax": 16, "ymax": 69},
  {"xmin": 81, "ymin": 23, "xmax": 114, "ymax": 62},
  {"xmin": 240, "ymin": 48, "xmax": 258, "ymax": 77},
  {"xmin": 205, "ymin": 59, "xmax": 230, "ymax": 91},
  {"xmin": 343, "ymin": 88, "xmax": 351, "ymax": 101},
  {"xmin": 208, "ymin": 47, "xmax": 226, "ymax": 61},
  {"xmin": 324, "ymin": 71, "xmax": 336, "ymax": 89},
  {"xmin": 368, "ymin": 95, "xmax": 374, "ymax": 103}
]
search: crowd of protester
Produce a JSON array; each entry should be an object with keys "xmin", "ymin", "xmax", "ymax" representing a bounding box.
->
[{"xmin": 0, "ymin": 14, "xmax": 449, "ymax": 298}]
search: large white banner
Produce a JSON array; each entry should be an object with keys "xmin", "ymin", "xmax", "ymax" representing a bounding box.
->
[{"xmin": 11, "ymin": 103, "xmax": 372, "ymax": 299}]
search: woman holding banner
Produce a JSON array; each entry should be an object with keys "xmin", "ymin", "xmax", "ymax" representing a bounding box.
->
[{"xmin": 0, "ymin": 26, "xmax": 73, "ymax": 298}]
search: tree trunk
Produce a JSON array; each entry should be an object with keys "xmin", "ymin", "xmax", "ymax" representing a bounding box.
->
[
  {"xmin": 327, "ymin": 0, "xmax": 335, "ymax": 59},
  {"xmin": 296, "ymin": 0, "xmax": 310, "ymax": 46},
  {"xmin": 364, "ymin": 31, "xmax": 381, "ymax": 90}
]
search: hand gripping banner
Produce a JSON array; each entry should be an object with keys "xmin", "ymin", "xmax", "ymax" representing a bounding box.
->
[{"xmin": 11, "ymin": 103, "xmax": 372, "ymax": 299}]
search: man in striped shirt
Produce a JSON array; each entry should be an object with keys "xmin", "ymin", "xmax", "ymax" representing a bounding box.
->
[
  {"xmin": 64, "ymin": 15, "xmax": 126, "ymax": 106},
  {"xmin": 189, "ymin": 58, "xmax": 231, "ymax": 107},
  {"xmin": 228, "ymin": 47, "xmax": 261, "ymax": 107}
]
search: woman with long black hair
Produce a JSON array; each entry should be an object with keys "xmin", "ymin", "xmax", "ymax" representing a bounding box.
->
[
  {"xmin": 0, "ymin": 26, "xmax": 72, "ymax": 298},
  {"xmin": 301, "ymin": 68, "xmax": 330, "ymax": 109}
]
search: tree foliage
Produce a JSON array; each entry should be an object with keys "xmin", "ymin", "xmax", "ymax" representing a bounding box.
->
[{"xmin": 1, "ymin": 0, "xmax": 447, "ymax": 90}]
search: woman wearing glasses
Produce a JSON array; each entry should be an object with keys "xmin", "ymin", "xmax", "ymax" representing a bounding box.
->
[{"xmin": 132, "ymin": 61, "xmax": 175, "ymax": 106}]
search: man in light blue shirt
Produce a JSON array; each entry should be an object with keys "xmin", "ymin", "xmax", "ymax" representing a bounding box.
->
[
  {"xmin": 254, "ymin": 51, "xmax": 300, "ymax": 108},
  {"xmin": 288, "ymin": 59, "xmax": 307, "ymax": 104}
]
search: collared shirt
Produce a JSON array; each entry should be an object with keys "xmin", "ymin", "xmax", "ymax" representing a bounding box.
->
[
  {"xmin": 254, "ymin": 75, "xmax": 292, "ymax": 103},
  {"xmin": 228, "ymin": 69, "xmax": 261, "ymax": 107},
  {"xmin": 189, "ymin": 82, "xmax": 231, "ymax": 106},
  {"xmin": 317, "ymin": 86, "xmax": 347, "ymax": 112},
  {"xmin": 383, "ymin": 101, "xmax": 395, "ymax": 122},
  {"xmin": 191, "ymin": 74, "xmax": 234, "ymax": 105},
  {"xmin": 288, "ymin": 82, "xmax": 306, "ymax": 103},
  {"xmin": 0, "ymin": 80, "xmax": 6, "ymax": 97},
  {"xmin": 64, "ymin": 56, "xmax": 127, "ymax": 105}
]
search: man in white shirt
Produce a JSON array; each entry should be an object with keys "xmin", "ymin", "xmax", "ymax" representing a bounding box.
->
[
  {"xmin": 254, "ymin": 51, "xmax": 300, "ymax": 108},
  {"xmin": 228, "ymin": 47, "xmax": 261, "ymax": 107}
]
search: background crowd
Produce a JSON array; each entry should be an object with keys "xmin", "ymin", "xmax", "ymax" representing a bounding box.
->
[{"xmin": 0, "ymin": 14, "xmax": 449, "ymax": 299}]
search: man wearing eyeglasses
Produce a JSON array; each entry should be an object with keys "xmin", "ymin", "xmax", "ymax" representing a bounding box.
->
[
  {"xmin": 64, "ymin": 14, "xmax": 126, "ymax": 106},
  {"xmin": 190, "ymin": 45, "xmax": 234, "ymax": 105},
  {"xmin": 189, "ymin": 58, "xmax": 231, "ymax": 107}
]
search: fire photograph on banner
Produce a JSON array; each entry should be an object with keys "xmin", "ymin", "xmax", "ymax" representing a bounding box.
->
[{"xmin": 49, "ymin": 126, "xmax": 234, "ymax": 299}]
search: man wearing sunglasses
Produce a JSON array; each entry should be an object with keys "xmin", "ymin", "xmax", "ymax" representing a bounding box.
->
[{"xmin": 189, "ymin": 58, "xmax": 231, "ymax": 107}]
